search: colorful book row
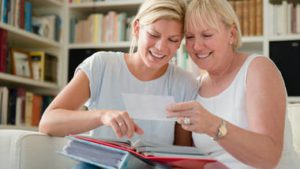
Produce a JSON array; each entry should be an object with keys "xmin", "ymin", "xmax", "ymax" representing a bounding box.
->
[{"xmin": 0, "ymin": 86, "xmax": 53, "ymax": 127}]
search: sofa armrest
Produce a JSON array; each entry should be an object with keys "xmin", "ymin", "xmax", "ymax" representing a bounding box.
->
[{"xmin": 0, "ymin": 129, "xmax": 77, "ymax": 169}]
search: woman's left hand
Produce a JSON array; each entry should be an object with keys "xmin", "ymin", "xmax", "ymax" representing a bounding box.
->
[{"xmin": 166, "ymin": 101, "xmax": 217, "ymax": 134}]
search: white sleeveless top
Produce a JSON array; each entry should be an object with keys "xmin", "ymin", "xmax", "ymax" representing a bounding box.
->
[{"xmin": 193, "ymin": 54, "xmax": 300, "ymax": 168}]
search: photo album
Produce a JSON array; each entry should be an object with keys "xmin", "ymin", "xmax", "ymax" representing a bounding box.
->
[{"xmin": 60, "ymin": 135, "xmax": 218, "ymax": 169}]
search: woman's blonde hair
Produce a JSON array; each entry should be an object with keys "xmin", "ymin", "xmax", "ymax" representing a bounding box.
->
[
  {"xmin": 129, "ymin": 0, "xmax": 187, "ymax": 55},
  {"xmin": 185, "ymin": 0, "xmax": 242, "ymax": 49}
]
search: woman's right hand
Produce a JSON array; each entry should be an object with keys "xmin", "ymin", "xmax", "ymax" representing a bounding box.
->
[{"xmin": 99, "ymin": 110, "xmax": 144, "ymax": 138}]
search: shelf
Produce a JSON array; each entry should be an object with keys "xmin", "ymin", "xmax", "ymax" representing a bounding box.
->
[
  {"xmin": 268, "ymin": 34, "xmax": 300, "ymax": 42},
  {"xmin": 0, "ymin": 22, "xmax": 61, "ymax": 49},
  {"xmin": 242, "ymin": 36, "xmax": 264, "ymax": 43},
  {"xmin": 69, "ymin": 0, "xmax": 142, "ymax": 14},
  {"xmin": 30, "ymin": 0, "xmax": 64, "ymax": 8},
  {"xmin": 288, "ymin": 97, "xmax": 300, "ymax": 103},
  {"xmin": 69, "ymin": 41, "xmax": 131, "ymax": 49},
  {"xmin": 0, "ymin": 125, "xmax": 38, "ymax": 131},
  {"xmin": 0, "ymin": 73, "xmax": 59, "ymax": 90}
]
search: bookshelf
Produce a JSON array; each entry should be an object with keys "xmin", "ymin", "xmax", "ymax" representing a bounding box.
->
[
  {"xmin": 65, "ymin": 0, "xmax": 300, "ymax": 102},
  {"xmin": 0, "ymin": 0, "xmax": 67, "ymax": 130},
  {"xmin": 1, "ymin": 0, "xmax": 300, "ymax": 131}
]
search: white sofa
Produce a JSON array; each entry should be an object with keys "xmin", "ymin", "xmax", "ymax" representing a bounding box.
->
[
  {"xmin": 0, "ymin": 104, "xmax": 300, "ymax": 169},
  {"xmin": 0, "ymin": 130, "xmax": 77, "ymax": 169}
]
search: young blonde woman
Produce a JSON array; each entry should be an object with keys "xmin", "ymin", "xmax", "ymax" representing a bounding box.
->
[
  {"xmin": 39, "ymin": 0, "xmax": 197, "ymax": 146},
  {"xmin": 167, "ymin": 0, "xmax": 300, "ymax": 168}
]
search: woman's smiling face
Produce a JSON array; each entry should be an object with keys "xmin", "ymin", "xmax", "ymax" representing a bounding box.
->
[{"xmin": 136, "ymin": 19, "xmax": 183, "ymax": 69}]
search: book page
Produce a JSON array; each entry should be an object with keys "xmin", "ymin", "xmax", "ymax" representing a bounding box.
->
[
  {"xmin": 132, "ymin": 138, "xmax": 211, "ymax": 158},
  {"xmin": 122, "ymin": 93, "xmax": 176, "ymax": 121}
]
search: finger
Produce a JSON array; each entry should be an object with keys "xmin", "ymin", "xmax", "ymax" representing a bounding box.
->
[
  {"xmin": 111, "ymin": 120, "xmax": 123, "ymax": 138},
  {"xmin": 176, "ymin": 117, "xmax": 184, "ymax": 125},
  {"xmin": 116, "ymin": 117, "xmax": 128, "ymax": 137},
  {"xmin": 181, "ymin": 124, "xmax": 195, "ymax": 131},
  {"xmin": 122, "ymin": 115, "xmax": 135, "ymax": 138},
  {"xmin": 177, "ymin": 116, "xmax": 193, "ymax": 125},
  {"xmin": 134, "ymin": 123, "xmax": 144, "ymax": 135},
  {"xmin": 166, "ymin": 109, "xmax": 194, "ymax": 118},
  {"xmin": 166, "ymin": 101, "xmax": 197, "ymax": 112}
]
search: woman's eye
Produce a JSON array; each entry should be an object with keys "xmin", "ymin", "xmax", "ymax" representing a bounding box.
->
[
  {"xmin": 169, "ymin": 39, "xmax": 179, "ymax": 43},
  {"xmin": 185, "ymin": 36, "xmax": 194, "ymax": 39},
  {"xmin": 148, "ymin": 32, "xmax": 159, "ymax": 38},
  {"xmin": 203, "ymin": 34, "xmax": 213, "ymax": 38}
]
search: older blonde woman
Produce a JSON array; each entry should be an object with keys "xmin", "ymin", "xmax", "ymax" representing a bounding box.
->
[{"xmin": 167, "ymin": 0, "xmax": 300, "ymax": 168}]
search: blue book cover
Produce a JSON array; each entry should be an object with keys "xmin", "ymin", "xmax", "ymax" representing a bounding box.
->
[
  {"xmin": 24, "ymin": 1, "xmax": 32, "ymax": 32},
  {"xmin": 60, "ymin": 136, "xmax": 153, "ymax": 169},
  {"xmin": 2, "ymin": 0, "xmax": 8, "ymax": 23}
]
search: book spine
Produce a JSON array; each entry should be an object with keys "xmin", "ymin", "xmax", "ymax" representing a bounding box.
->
[
  {"xmin": 24, "ymin": 0, "xmax": 32, "ymax": 32},
  {"xmin": 255, "ymin": 0, "xmax": 263, "ymax": 36},
  {"xmin": 0, "ymin": 29, "xmax": 8, "ymax": 72},
  {"xmin": 0, "ymin": 87, "xmax": 9, "ymax": 124},
  {"xmin": 31, "ymin": 94, "xmax": 42, "ymax": 126}
]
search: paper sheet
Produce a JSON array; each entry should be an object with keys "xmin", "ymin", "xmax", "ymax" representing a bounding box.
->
[{"xmin": 122, "ymin": 93, "xmax": 175, "ymax": 121}]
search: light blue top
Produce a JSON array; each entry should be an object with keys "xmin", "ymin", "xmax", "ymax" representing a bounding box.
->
[{"xmin": 76, "ymin": 51, "xmax": 199, "ymax": 145}]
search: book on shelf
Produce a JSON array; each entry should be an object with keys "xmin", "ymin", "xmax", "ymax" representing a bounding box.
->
[
  {"xmin": 0, "ymin": 28, "xmax": 8, "ymax": 73},
  {"xmin": 60, "ymin": 135, "xmax": 219, "ymax": 169},
  {"xmin": 15, "ymin": 88, "xmax": 26, "ymax": 126},
  {"xmin": 269, "ymin": 1, "xmax": 300, "ymax": 35},
  {"xmin": 24, "ymin": 1, "xmax": 32, "ymax": 32},
  {"xmin": 71, "ymin": 11, "xmax": 131, "ymax": 44},
  {"xmin": 228, "ymin": 0, "xmax": 263, "ymax": 36},
  {"xmin": 0, "ymin": 86, "xmax": 9, "ymax": 125},
  {"xmin": 0, "ymin": 86, "xmax": 53, "ymax": 127}
]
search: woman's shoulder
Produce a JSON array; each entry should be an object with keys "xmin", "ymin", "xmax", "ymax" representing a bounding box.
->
[
  {"xmin": 169, "ymin": 64, "xmax": 198, "ymax": 80},
  {"xmin": 83, "ymin": 51, "xmax": 125, "ymax": 67},
  {"xmin": 247, "ymin": 54, "xmax": 278, "ymax": 73},
  {"xmin": 90, "ymin": 51, "xmax": 124, "ymax": 61},
  {"xmin": 168, "ymin": 64, "xmax": 199, "ymax": 89}
]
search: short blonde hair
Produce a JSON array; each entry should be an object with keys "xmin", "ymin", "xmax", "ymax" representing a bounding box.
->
[
  {"xmin": 129, "ymin": 0, "xmax": 187, "ymax": 55},
  {"xmin": 185, "ymin": 0, "xmax": 242, "ymax": 49}
]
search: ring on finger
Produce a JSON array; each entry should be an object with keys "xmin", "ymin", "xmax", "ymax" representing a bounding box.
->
[
  {"xmin": 118, "ymin": 122, "xmax": 124, "ymax": 127},
  {"xmin": 183, "ymin": 117, "xmax": 191, "ymax": 125}
]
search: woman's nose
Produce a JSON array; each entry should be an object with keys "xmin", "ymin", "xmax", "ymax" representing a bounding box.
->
[
  {"xmin": 193, "ymin": 38, "xmax": 205, "ymax": 51},
  {"xmin": 155, "ymin": 39, "xmax": 168, "ymax": 51}
]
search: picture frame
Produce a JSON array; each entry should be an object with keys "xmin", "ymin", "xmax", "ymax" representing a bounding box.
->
[{"xmin": 11, "ymin": 49, "xmax": 33, "ymax": 78}]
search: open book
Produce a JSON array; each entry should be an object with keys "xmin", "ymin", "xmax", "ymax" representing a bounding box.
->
[{"xmin": 60, "ymin": 135, "xmax": 222, "ymax": 169}]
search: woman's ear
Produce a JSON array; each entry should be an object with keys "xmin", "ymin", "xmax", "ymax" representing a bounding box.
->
[
  {"xmin": 229, "ymin": 24, "xmax": 237, "ymax": 45},
  {"xmin": 133, "ymin": 19, "xmax": 140, "ymax": 39}
]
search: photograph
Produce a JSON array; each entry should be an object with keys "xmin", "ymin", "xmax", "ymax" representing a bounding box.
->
[{"xmin": 11, "ymin": 49, "xmax": 32, "ymax": 78}]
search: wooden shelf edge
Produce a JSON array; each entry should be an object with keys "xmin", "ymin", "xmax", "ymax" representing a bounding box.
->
[
  {"xmin": 0, "ymin": 73, "xmax": 59, "ymax": 89},
  {"xmin": 0, "ymin": 22, "xmax": 61, "ymax": 48},
  {"xmin": 69, "ymin": 0, "xmax": 143, "ymax": 8},
  {"xmin": 68, "ymin": 41, "xmax": 132, "ymax": 49}
]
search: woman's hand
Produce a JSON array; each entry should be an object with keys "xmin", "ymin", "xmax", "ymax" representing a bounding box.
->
[
  {"xmin": 166, "ymin": 101, "xmax": 218, "ymax": 135},
  {"xmin": 100, "ymin": 110, "xmax": 144, "ymax": 138}
]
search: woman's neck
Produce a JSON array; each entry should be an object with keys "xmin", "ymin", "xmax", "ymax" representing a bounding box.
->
[
  {"xmin": 209, "ymin": 52, "xmax": 243, "ymax": 83},
  {"xmin": 125, "ymin": 53, "xmax": 169, "ymax": 81}
]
